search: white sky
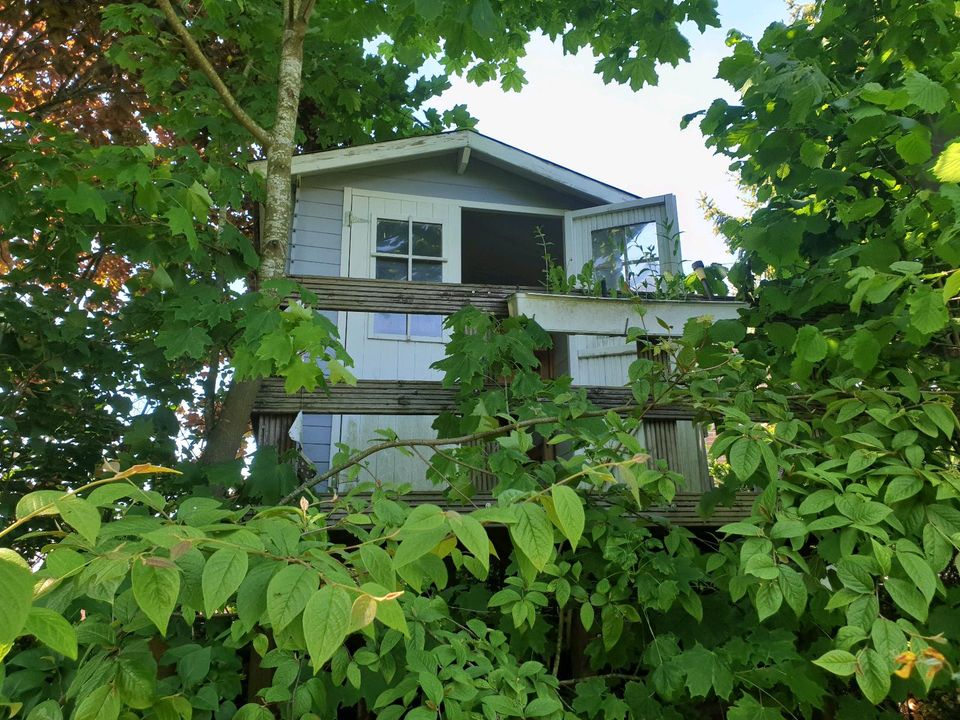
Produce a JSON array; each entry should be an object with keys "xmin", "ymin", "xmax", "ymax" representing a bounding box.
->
[{"xmin": 426, "ymin": 0, "xmax": 791, "ymax": 269}]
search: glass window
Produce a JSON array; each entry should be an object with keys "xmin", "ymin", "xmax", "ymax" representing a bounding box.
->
[
  {"xmin": 376, "ymin": 220, "xmax": 409, "ymax": 254},
  {"xmin": 412, "ymin": 222, "xmax": 442, "ymax": 256},
  {"xmin": 591, "ymin": 222, "xmax": 659, "ymax": 293},
  {"xmin": 373, "ymin": 312, "xmax": 407, "ymax": 336},
  {"xmin": 411, "ymin": 260, "xmax": 442, "ymax": 282},
  {"xmin": 376, "ymin": 258, "xmax": 407, "ymax": 281},
  {"xmin": 373, "ymin": 218, "xmax": 445, "ymax": 340}
]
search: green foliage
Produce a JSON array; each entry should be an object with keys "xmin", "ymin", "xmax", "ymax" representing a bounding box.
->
[{"xmin": 7, "ymin": 0, "xmax": 960, "ymax": 719}]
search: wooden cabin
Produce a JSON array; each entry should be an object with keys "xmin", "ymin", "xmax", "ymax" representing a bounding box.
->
[{"xmin": 251, "ymin": 131, "xmax": 748, "ymax": 524}]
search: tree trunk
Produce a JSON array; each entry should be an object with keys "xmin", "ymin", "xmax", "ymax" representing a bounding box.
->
[{"xmin": 199, "ymin": 0, "xmax": 315, "ymax": 464}]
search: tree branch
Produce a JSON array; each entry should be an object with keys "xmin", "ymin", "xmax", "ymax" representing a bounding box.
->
[
  {"xmin": 279, "ymin": 404, "xmax": 638, "ymax": 504},
  {"xmin": 557, "ymin": 674, "xmax": 643, "ymax": 687},
  {"xmin": 156, "ymin": 0, "xmax": 272, "ymax": 147}
]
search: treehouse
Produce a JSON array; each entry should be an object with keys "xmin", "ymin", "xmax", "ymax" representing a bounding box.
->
[{"xmin": 251, "ymin": 130, "xmax": 748, "ymax": 524}]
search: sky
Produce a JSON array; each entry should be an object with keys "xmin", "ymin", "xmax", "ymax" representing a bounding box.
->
[{"xmin": 426, "ymin": 0, "xmax": 792, "ymax": 269}]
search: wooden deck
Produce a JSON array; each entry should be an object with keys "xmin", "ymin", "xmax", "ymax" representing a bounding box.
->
[
  {"xmin": 334, "ymin": 491, "xmax": 755, "ymax": 527},
  {"xmin": 254, "ymin": 378, "xmax": 698, "ymax": 418},
  {"xmin": 291, "ymin": 275, "xmax": 537, "ymax": 316}
]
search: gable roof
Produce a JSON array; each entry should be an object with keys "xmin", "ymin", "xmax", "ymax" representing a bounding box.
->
[{"xmin": 252, "ymin": 130, "xmax": 638, "ymax": 205}]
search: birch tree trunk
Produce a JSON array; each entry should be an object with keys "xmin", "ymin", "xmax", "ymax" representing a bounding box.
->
[{"xmin": 173, "ymin": 0, "xmax": 316, "ymax": 465}]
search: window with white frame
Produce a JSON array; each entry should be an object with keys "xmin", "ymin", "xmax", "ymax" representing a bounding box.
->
[
  {"xmin": 372, "ymin": 217, "xmax": 445, "ymax": 339},
  {"xmin": 590, "ymin": 221, "xmax": 660, "ymax": 293}
]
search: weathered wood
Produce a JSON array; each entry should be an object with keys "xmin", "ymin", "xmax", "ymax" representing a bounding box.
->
[
  {"xmin": 253, "ymin": 378, "xmax": 698, "ymax": 419},
  {"xmin": 348, "ymin": 491, "xmax": 754, "ymax": 527},
  {"xmin": 253, "ymin": 413, "xmax": 295, "ymax": 454},
  {"xmin": 290, "ymin": 275, "xmax": 539, "ymax": 316}
]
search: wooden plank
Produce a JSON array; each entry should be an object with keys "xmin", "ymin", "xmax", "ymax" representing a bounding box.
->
[
  {"xmin": 324, "ymin": 491, "xmax": 754, "ymax": 527},
  {"xmin": 253, "ymin": 378, "xmax": 698, "ymax": 419},
  {"xmin": 290, "ymin": 275, "xmax": 539, "ymax": 316}
]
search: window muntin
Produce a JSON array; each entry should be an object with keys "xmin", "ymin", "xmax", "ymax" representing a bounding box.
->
[
  {"xmin": 372, "ymin": 217, "xmax": 444, "ymax": 340},
  {"xmin": 590, "ymin": 222, "xmax": 659, "ymax": 293}
]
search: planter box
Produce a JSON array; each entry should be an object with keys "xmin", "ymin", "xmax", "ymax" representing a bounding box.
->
[{"xmin": 507, "ymin": 292, "xmax": 746, "ymax": 337}]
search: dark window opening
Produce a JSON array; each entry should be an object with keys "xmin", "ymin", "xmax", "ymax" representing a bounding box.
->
[{"xmin": 461, "ymin": 209, "xmax": 564, "ymax": 286}]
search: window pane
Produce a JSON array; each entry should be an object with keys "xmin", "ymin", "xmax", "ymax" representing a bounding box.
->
[
  {"xmin": 373, "ymin": 313, "xmax": 406, "ymax": 336},
  {"xmin": 411, "ymin": 260, "xmax": 442, "ymax": 282},
  {"xmin": 376, "ymin": 219, "xmax": 409, "ymax": 254},
  {"xmin": 409, "ymin": 314, "xmax": 443, "ymax": 338},
  {"xmin": 376, "ymin": 258, "xmax": 408, "ymax": 280},
  {"xmin": 412, "ymin": 222, "xmax": 442, "ymax": 256},
  {"xmin": 591, "ymin": 226, "xmax": 626, "ymax": 291},
  {"xmin": 624, "ymin": 222, "xmax": 659, "ymax": 291},
  {"xmin": 591, "ymin": 223, "xmax": 660, "ymax": 292}
]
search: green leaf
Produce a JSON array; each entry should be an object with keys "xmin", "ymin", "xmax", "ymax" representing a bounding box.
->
[
  {"xmin": 903, "ymin": 70, "xmax": 949, "ymax": 113},
  {"xmin": 755, "ymin": 582, "xmax": 783, "ymax": 621},
  {"xmin": 729, "ymin": 438, "xmax": 761, "ymax": 481},
  {"xmin": 944, "ymin": 270, "xmax": 960, "ymax": 303},
  {"xmin": 23, "ymin": 607, "xmax": 77, "ymax": 659},
  {"xmin": 66, "ymin": 182, "xmax": 107, "ymax": 223},
  {"xmin": 303, "ymin": 585, "xmax": 352, "ymax": 672},
  {"xmin": 447, "ymin": 511, "xmax": 490, "ymax": 570},
  {"xmin": 0, "ymin": 557, "xmax": 34, "ymax": 644},
  {"xmin": 908, "ymin": 287, "xmax": 949, "ymax": 334},
  {"xmin": 202, "ymin": 547, "xmax": 249, "ymax": 615},
  {"xmin": 132, "ymin": 557, "xmax": 181, "ymax": 636},
  {"xmin": 166, "ymin": 207, "xmax": 199, "ymax": 250},
  {"xmin": 813, "ymin": 649, "xmax": 858, "ymax": 676},
  {"xmin": 550, "ymin": 485, "xmax": 585, "ymax": 550},
  {"xmin": 359, "ymin": 544, "xmax": 397, "ymax": 589},
  {"xmin": 373, "ymin": 595, "xmax": 409, "ymax": 636},
  {"xmin": 838, "ymin": 197, "xmax": 884, "ymax": 224},
  {"xmin": 327, "ymin": 358, "xmax": 357, "ymax": 386},
  {"xmin": 266, "ymin": 564, "xmax": 318, "ymax": 633},
  {"xmin": 770, "ymin": 518, "xmax": 806, "ymax": 539},
  {"xmin": 836, "ymin": 559, "xmax": 875, "ymax": 594},
  {"xmin": 778, "ymin": 567, "xmax": 807, "ymax": 616},
  {"xmin": 894, "ymin": 127, "xmax": 932, "ymax": 165},
  {"xmin": 55, "ymin": 496, "xmax": 101, "ymax": 544},
  {"xmin": 870, "ymin": 618, "xmax": 906, "ymax": 671},
  {"xmin": 896, "ymin": 550, "xmax": 937, "ymax": 602},
  {"xmin": 922, "ymin": 403, "xmax": 956, "ymax": 437},
  {"xmin": 799, "ymin": 489, "xmax": 836, "ymax": 515},
  {"xmin": 717, "ymin": 521, "xmax": 763, "ymax": 536},
  {"xmin": 393, "ymin": 526, "xmax": 449, "ymax": 568},
  {"xmin": 115, "ymin": 646, "xmax": 157, "ymax": 709},
  {"xmin": 74, "ymin": 685, "xmax": 120, "ymax": 720},
  {"xmin": 883, "ymin": 577, "xmax": 927, "ymax": 622},
  {"xmin": 844, "ymin": 330, "xmax": 881, "ymax": 373},
  {"xmin": 233, "ymin": 704, "xmax": 274, "ymax": 720},
  {"xmin": 727, "ymin": 696, "xmax": 785, "ymax": 720},
  {"xmin": 509, "ymin": 503, "xmax": 554, "ymax": 571},
  {"xmin": 835, "ymin": 494, "xmax": 890, "ymax": 525},
  {"xmin": 281, "ymin": 359, "xmax": 324, "ymax": 393},
  {"xmin": 855, "ymin": 648, "xmax": 891, "ymax": 704},
  {"xmin": 25, "ymin": 701, "xmax": 62, "ymax": 720},
  {"xmin": 525, "ymin": 697, "xmax": 562, "ymax": 717},
  {"xmin": 601, "ymin": 605, "xmax": 624, "ymax": 650},
  {"xmin": 156, "ymin": 325, "xmax": 212, "ymax": 361},
  {"xmin": 16, "ymin": 490, "xmax": 64, "ymax": 519},
  {"xmin": 580, "ymin": 602, "xmax": 595, "ymax": 631},
  {"xmin": 933, "ymin": 142, "xmax": 960, "ymax": 183},
  {"xmin": 794, "ymin": 325, "xmax": 828, "ymax": 362},
  {"xmin": 885, "ymin": 475, "xmax": 922, "ymax": 503}
]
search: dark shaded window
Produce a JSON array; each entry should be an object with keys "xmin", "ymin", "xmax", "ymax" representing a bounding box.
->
[{"xmin": 461, "ymin": 209, "xmax": 564, "ymax": 286}]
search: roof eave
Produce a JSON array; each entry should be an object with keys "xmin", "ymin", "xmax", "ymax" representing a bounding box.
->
[{"xmin": 248, "ymin": 130, "xmax": 637, "ymax": 204}]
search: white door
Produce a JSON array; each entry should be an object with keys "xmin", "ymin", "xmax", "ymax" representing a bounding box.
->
[
  {"xmin": 561, "ymin": 197, "xmax": 710, "ymax": 492},
  {"xmin": 337, "ymin": 190, "xmax": 461, "ymax": 492},
  {"xmin": 563, "ymin": 196, "xmax": 680, "ymax": 386}
]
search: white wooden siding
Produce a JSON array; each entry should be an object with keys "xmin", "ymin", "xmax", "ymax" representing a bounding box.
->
[{"xmin": 287, "ymin": 188, "xmax": 343, "ymax": 471}]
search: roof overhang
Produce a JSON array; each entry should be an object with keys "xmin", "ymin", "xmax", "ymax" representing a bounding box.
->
[{"xmin": 249, "ymin": 130, "xmax": 638, "ymax": 205}]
